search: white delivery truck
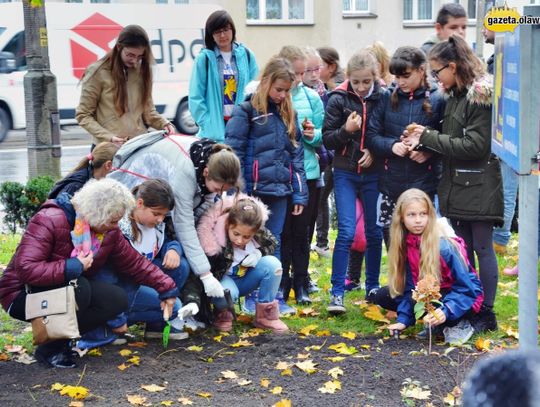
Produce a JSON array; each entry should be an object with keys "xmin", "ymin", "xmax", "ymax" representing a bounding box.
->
[{"xmin": 0, "ymin": 2, "xmax": 218, "ymax": 141}]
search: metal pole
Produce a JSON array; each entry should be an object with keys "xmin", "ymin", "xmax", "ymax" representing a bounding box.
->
[{"xmin": 475, "ymin": 0, "xmax": 486, "ymax": 58}]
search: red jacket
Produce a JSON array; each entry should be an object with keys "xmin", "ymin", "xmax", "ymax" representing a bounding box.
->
[{"xmin": 0, "ymin": 198, "xmax": 177, "ymax": 312}]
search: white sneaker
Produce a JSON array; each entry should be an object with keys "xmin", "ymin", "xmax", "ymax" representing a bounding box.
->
[
  {"xmin": 312, "ymin": 244, "xmax": 331, "ymax": 258},
  {"xmin": 443, "ymin": 320, "xmax": 474, "ymax": 345}
]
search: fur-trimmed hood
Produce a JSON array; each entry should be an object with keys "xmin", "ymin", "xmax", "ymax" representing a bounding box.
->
[
  {"xmin": 444, "ymin": 76, "xmax": 493, "ymax": 107},
  {"xmin": 197, "ymin": 193, "xmax": 270, "ymax": 256}
]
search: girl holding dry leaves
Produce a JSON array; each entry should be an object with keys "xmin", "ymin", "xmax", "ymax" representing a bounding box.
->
[{"xmin": 372, "ymin": 189, "xmax": 484, "ymax": 340}]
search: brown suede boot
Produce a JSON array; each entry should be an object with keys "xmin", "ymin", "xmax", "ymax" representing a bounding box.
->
[
  {"xmin": 213, "ymin": 309, "xmax": 233, "ymax": 332},
  {"xmin": 254, "ymin": 300, "xmax": 289, "ymax": 334}
]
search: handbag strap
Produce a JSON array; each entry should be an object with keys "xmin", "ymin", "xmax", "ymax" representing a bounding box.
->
[{"xmin": 25, "ymin": 279, "xmax": 78, "ymax": 294}]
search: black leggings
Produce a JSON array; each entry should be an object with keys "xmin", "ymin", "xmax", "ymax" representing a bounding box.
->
[
  {"xmin": 9, "ymin": 277, "xmax": 128, "ymax": 335},
  {"xmin": 451, "ymin": 220, "xmax": 498, "ymax": 308}
]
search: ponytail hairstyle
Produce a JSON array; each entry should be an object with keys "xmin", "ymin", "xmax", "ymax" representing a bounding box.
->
[
  {"xmin": 389, "ymin": 46, "xmax": 432, "ymax": 115},
  {"xmin": 366, "ymin": 41, "xmax": 392, "ymax": 86},
  {"xmin": 346, "ymin": 50, "xmax": 379, "ymax": 87},
  {"xmin": 388, "ymin": 188, "xmax": 440, "ymax": 298},
  {"xmin": 206, "ymin": 143, "xmax": 243, "ymax": 191},
  {"xmin": 130, "ymin": 178, "xmax": 175, "ymax": 242},
  {"xmin": 429, "ymin": 34, "xmax": 486, "ymax": 92},
  {"xmin": 278, "ymin": 45, "xmax": 307, "ymax": 64},
  {"xmin": 317, "ymin": 46, "xmax": 344, "ymax": 90},
  {"xmin": 251, "ymin": 56, "xmax": 297, "ymax": 146},
  {"xmin": 72, "ymin": 142, "xmax": 118, "ymax": 173},
  {"xmin": 226, "ymin": 197, "xmax": 265, "ymax": 233}
]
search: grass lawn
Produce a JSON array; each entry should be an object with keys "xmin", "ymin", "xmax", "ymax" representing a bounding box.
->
[{"xmin": 0, "ymin": 230, "xmax": 536, "ymax": 353}]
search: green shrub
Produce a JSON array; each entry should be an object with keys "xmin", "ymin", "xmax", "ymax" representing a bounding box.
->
[{"xmin": 0, "ymin": 176, "xmax": 55, "ymax": 233}]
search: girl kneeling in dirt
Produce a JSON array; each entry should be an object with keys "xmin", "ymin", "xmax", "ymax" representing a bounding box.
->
[
  {"xmin": 197, "ymin": 195, "xmax": 288, "ymax": 334},
  {"xmin": 371, "ymin": 188, "xmax": 484, "ymax": 344}
]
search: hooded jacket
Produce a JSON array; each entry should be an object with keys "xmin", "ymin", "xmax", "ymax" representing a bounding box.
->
[
  {"xmin": 76, "ymin": 60, "xmax": 169, "ymax": 145},
  {"xmin": 0, "ymin": 194, "xmax": 178, "ymax": 312},
  {"xmin": 322, "ymin": 80, "xmax": 386, "ymax": 174},
  {"xmin": 366, "ymin": 84, "xmax": 445, "ymax": 199},
  {"xmin": 418, "ymin": 77, "xmax": 503, "ymax": 225},
  {"xmin": 189, "ymin": 43, "xmax": 259, "ymax": 142},
  {"xmin": 196, "ymin": 194, "xmax": 277, "ymax": 281}
]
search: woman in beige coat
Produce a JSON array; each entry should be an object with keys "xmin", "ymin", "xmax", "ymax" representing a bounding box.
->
[{"xmin": 76, "ymin": 25, "xmax": 175, "ymax": 147}]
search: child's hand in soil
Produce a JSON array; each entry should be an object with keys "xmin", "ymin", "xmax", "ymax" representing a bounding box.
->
[
  {"xmin": 423, "ymin": 308, "xmax": 446, "ymax": 327},
  {"xmin": 387, "ymin": 322, "xmax": 406, "ymax": 336},
  {"xmin": 162, "ymin": 249, "xmax": 180, "ymax": 269}
]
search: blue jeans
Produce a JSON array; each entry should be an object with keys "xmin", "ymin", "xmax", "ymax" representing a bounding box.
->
[
  {"xmin": 332, "ymin": 169, "xmax": 383, "ymax": 296},
  {"xmin": 213, "ymin": 256, "xmax": 282, "ymax": 309},
  {"xmin": 256, "ymin": 195, "xmax": 289, "ymax": 260},
  {"xmin": 493, "ymin": 161, "xmax": 519, "ymax": 246}
]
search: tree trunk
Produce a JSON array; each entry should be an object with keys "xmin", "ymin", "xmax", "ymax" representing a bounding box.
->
[{"xmin": 23, "ymin": 0, "xmax": 61, "ymax": 179}]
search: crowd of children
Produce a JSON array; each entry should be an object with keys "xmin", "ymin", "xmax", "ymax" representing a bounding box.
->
[{"xmin": 0, "ymin": 3, "xmax": 510, "ymax": 368}]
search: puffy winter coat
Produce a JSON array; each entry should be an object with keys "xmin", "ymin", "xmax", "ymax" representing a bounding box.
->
[
  {"xmin": 322, "ymin": 80, "xmax": 386, "ymax": 174},
  {"xmin": 366, "ymin": 85, "xmax": 445, "ymax": 199},
  {"xmin": 0, "ymin": 194, "xmax": 178, "ymax": 312},
  {"xmin": 394, "ymin": 234, "xmax": 484, "ymax": 327},
  {"xmin": 196, "ymin": 194, "xmax": 277, "ymax": 280},
  {"xmin": 225, "ymin": 100, "xmax": 308, "ymax": 206},
  {"xmin": 189, "ymin": 43, "xmax": 259, "ymax": 142},
  {"xmin": 291, "ymin": 84, "xmax": 324, "ymax": 180},
  {"xmin": 76, "ymin": 60, "xmax": 169, "ymax": 145},
  {"xmin": 418, "ymin": 77, "xmax": 503, "ymax": 225}
]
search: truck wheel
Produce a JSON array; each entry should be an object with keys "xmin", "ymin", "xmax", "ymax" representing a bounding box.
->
[
  {"xmin": 174, "ymin": 100, "xmax": 198, "ymax": 135},
  {"xmin": 0, "ymin": 107, "xmax": 11, "ymax": 143}
]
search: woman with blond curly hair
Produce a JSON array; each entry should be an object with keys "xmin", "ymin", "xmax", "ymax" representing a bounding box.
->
[{"xmin": 0, "ymin": 179, "xmax": 179, "ymax": 369}]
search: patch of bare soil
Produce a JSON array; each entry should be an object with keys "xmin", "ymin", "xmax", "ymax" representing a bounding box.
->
[{"xmin": 0, "ymin": 332, "xmax": 484, "ymax": 406}]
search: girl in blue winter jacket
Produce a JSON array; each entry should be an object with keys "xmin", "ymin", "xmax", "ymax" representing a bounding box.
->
[
  {"xmin": 225, "ymin": 56, "xmax": 308, "ymax": 265},
  {"xmin": 373, "ymin": 188, "xmax": 484, "ymax": 343},
  {"xmin": 277, "ymin": 45, "xmax": 325, "ymax": 307},
  {"xmin": 366, "ymin": 46, "xmax": 445, "ymax": 248},
  {"xmin": 189, "ymin": 10, "xmax": 258, "ymax": 141}
]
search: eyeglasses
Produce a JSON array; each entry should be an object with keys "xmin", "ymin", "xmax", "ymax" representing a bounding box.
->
[
  {"xmin": 431, "ymin": 64, "xmax": 449, "ymax": 80},
  {"xmin": 213, "ymin": 27, "xmax": 232, "ymax": 36},
  {"xmin": 305, "ymin": 66, "xmax": 322, "ymax": 74},
  {"xmin": 122, "ymin": 49, "xmax": 144, "ymax": 61}
]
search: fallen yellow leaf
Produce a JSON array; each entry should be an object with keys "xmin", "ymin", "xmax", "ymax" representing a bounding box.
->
[
  {"xmin": 141, "ymin": 384, "xmax": 165, "ymax": 392},
  {"xmin": 275, "ymin": 361, "xmax": 291, "ymax": 370},
  {"xmin": 177, "ymin": 397, "xmax": 193, "ymax": 405},
  {"xmin": 328, "ymin": 342, "xmax": 358, "ymax": 355},
  {"xmin": 304, "ymin": 345, "xmax": 322, "ymax": 351},
  {"xmin": 119, "ymin": 349, "xmax": 132, "ymax": 357},
  {"xmin": 280, "ymin": 368, "xmax": 293, "ymax": 376},
  {"xmin": 128, "ymin": 342, "xmax": 147, "ymax": 348},
  {"xmin": 127, "ymin": 356, "xmax": 140, "ymax": 365},
  {"xmin": 297, "ymin": 353, "xmax": 310, "ymax": 359},
  {"xmin": 197, "ymin": 392, "xmax": 212, "ymax": 398},
  {"xmin": 299, "ymin": 324, "xmax": 318, "ymax": 336},
  {"xmin": 401, "ymin": 386, "xmax": 431, "ymax": 400},
  {"xmin": 299, "ymin": 307, "xmax": 320, "ymax": 317},
  {"xmin": 237, "ymin": 379, "xmax": 252, "ymax": 386},
  {"xmin": 273, "ymin": 399, "xmax": 292, "ymax": 407},
  {"xmin": 260, "ymin": 378, "xmax": 271, "ymax": 388},
  {"xmin": 295, "ymin": 359, "xmax": 318, "ymax": 374},
  {"xmin": 187, "ymin": 345, "xmax": 203, "ymax": 352},
  {"xmin": 87, "ymin": 348, "xmax": 102, "ymax": 357},
  {"xmin": 231, "ymin": 339, "xmax": 253, "ymax": 348},
  {"xmin": 475, "ymin": 337, "xmax": 492, "ymax": 352},
  {"xmin": 236, "ymin": 314, "xmax": 252, "ymax": 323},
  {"xmin": 59, "ymin": 385, "xmax": 89, "ymax": 400},
  {"xmin": 271, "ymin": 386, "xmax": 283, "ymax": 395},
  {"xmin": 69, "ymin": 401, "xmax": 84, "ymax": 407},
  {"xmin": 221, "ymin": 370, "xmax": 238, "ymax": 379},
  {"xmin": 213, "ymin": 335, "xmax": 222, "ymax": 342},
  {"xmin": 245, "ymin": 328, "xmax": 264, "ymax": 337},
  {"xmin": 118, "ymin": 363, "xmax": 129, "ymax": 371},
  {"xmin": 341, "ymin": 331, "xmax": 356, "ymax": 340},
  {"xmin": 363, "ymin": 305, "xmax": 390, "ymax": 323},
  {"xmin": 325, "ymin": 356, "xmax": 346, "ymax": 362},
  {"xmin": 160, "ymin": 401, "xmax": 174, "ymax": 406},
  {"xmin": 328, "ymin": 367, "xmax": 344, "ymax": 379},
  {"xmin": 51, "ymin": 383, "xmax": 65, "ymax": 391},
  {"xmin": 316, "ymin": 330, "xmax": 331, "ymax": 337},
  {"xmin": 318, "ymin": 380, "xmax": 341, "ymax": 394},
  {"xmin": 126, "ymin": 394, "xmax": 147, "ymax": 405}
]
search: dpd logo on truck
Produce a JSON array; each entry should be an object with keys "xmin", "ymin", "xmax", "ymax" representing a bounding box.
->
[{"xmin": 70, "ymin": 13, "xmax": 123, "ymax": 79}]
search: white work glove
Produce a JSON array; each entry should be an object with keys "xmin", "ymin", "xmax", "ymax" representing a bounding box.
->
[
  {"xmin": 178, "ymin": 302, "xmax": 199, "ymax": 320},
  {"xmin": 241, "ymin": 249, "xmax": 262, "ymax": 268},
  {"xmin": 200, "ymin": 273, "xmax": 225, "ymax": 298}
]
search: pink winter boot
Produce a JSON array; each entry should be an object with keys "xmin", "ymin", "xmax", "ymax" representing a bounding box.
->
[
  {"xmin": 254, "ymin": 300, "xmax": 289, "ymax": 334},
  {"xmin": 503, "ymin": 265, "xmax": 519, "ymax": 276},
  {"xmin": 213, "ymin": 309, "xmax": 233, "ymax": 332}
]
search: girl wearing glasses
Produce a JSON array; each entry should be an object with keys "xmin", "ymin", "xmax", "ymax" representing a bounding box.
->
[
  {"xmin": 401, "ymin": 34, "xmax": 503, "ymax": 333},
  {"xmin": 189, "ymin": 10, "xmax": 259, "ymax": 142},
  {"xmin": 76, "ymin": 25, "xmax": 175, "ymax": 148},
  {"xmin": 366, "ymin": 46, "xmax": 445, "ymax": 248}
]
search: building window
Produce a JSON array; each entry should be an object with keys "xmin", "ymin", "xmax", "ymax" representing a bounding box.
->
[
  {"xmin": 343, "ymin": 0, "xmax": 369, "ymax": 13},
  {"xmin": 468, "ymin": 0, "xmax": 477, "ymax": 20},
  {"xmin": 246, "ymin": 0, "xmax": 314, "ymax": 25},
  {"xmin": 403, "ymin": 0, "xmax": 433, "ymax": 21}
]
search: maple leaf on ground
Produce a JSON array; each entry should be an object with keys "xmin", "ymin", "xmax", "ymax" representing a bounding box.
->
[
  {"xmin": 299, "ymin": 324, "xmax": 318, "ymax": 336},
  {"xmin": 328, "ymin": 367, "xmax": 344, "ymax": 379},
  {"xmin": 475, "ymin": 337, "xmax": 492, "ymax": 352},
  {"xmin": 316, "ymin": 330, "xmax": 331, "ymax": 337},
  {"xmin": 187, "ymin": 345, "xmax": 203, "ymax": 352},
  {"xmin": 118, "ymin": 363, "xmax": 129, "ymax": 371},
  {"xmin": 318, "ymin": 380, "xmax": 341, "ymax": 394},
  {"xmin": 281, "ymin": 368, "xmax": 293, "ymax": 376},
  {"xmin": 177, "ymin": 397, "xmax": 193, "ymax": 405},
  {"xmin": 299, "ymin": 307, "xmax": 320, "ymax": 317},
  {"xmin": 119, "ymin": 349, "xmax": 132, "ymax": 357},
  {"xmin": 275, "ymin": 361, "xmax": 291, "ymax": 370},
  {"xmin": 328, "ymin": 342, "xmax": 358, "ymax": 355},
  {"xmin": 273, "ymin": 399, "xmax": 292, "ymax": 407},
  {"xmin": 197, "ymin": 392, "xmax": 212, "ymax": 398},
  {"xmin": 325, "ymin": 356, "xmax": 346, "ymax": 362},
  {"xmin": 141, "ymin": 384, "xmax": 165, "ymax": 392},
  {"xmin": 260, "ymin": 378, "xmax": 271, "ymax": 388},
  {"xmin": 221, "ymin": 370, "xmax": 238, "ymax": 379},
  {"xmin": 231, "ymin": 339, "xmax": 254, "ymax": 347},
  {"xmin": 69, "ymin": 401, "xmax": 84, "ymax": 407},
  {"xmin": 87, "ymin": 348, "xmax": 101, "ymax": 357},
  {"xmin": 127, "ymin": 394, "xmax": 148, "ymax": 406},
  {"xmin": 271, "ymin": 386, "xmax": 283, "ymax": 395},
  {"xmin": 341, "ymin": 331, "xmax": 356, "ymax": 340},
  {"xmin": 295, "ymin": 359, "xmax": 318, "ymax": 374},
  {"xmin": 127, "ymin": 356, "xmax": 141, "ymax": 365},
  {"xmin": 160, "ymin": 401, "xmax": 174, "ymax": 406},
  {"xmin": 58, "ymin": 385, "xmax": 89, "ymax": 400},
  {"xmin": 443, "ymin": 386, "xmax": 462, "ymax": 406},
  {"xmin": 297, "ymin": 352, "xmax": 310, "ymax": 359},
  {"xmin": 363, "ymin": 305, "xmax": 390, "ymax": 323},
  {"xmin": 237, "ymin": 379, "xmax": 252, "ymax": 386}
]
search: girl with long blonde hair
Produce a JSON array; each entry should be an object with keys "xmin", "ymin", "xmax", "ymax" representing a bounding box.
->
[{"xmin": 372, "ymin": 189, "xmax": 484, "ymax": 341}]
